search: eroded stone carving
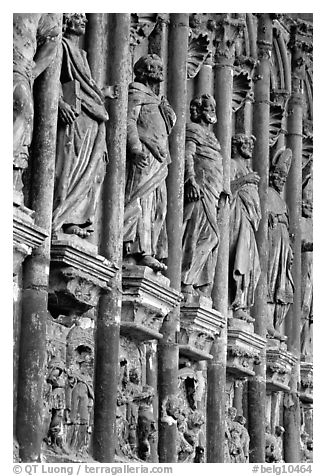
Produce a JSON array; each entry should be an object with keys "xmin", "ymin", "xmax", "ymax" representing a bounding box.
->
[
  {"xmin": 267, "ymin": 148, "xmax": 294, "ymax": 340},
  {"xmin": 182, "ymin": 94, "xmax": 227, "ymax": 300},
  {"xmin": 52, "ymin": 13, "xmax": 118, "ymax": 239},
  {"xmin": 229, "ymin": 133, "xmax": 261, "ymax": 322},
  {"xmin": 13, "ymin": 14, "xmax": 61, "ymax": 203},
  {"xmin": 123, "ymin": 54, "xmax": 176, "ymax": 272},
  {"xmin": 225, "ymin": 407, "xmax": 249, "ymax": 463},
  {"xmin": 301, "ymin": 164, "xmax": 313, "ymax": 359}
]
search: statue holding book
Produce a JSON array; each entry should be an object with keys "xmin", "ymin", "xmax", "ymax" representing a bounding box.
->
[{"xmin": 52, "ymin": 13, "xmax": 118, "ymax": 238}]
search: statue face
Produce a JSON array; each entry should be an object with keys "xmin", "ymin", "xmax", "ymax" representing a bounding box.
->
[
  {"xmin": 148, "ymin": 60, "xmax": 164, "ymax": 82},
  {"xmin": 201, "ymin": 98, "xmax": 217, "ymax": 124},
  {"xmin": 270, "ymin": 170, "xmax": 287, "ymax": 193},
  {"xmin": 66, "ymin": 13, "xmax": 87, "ymax": 36},
  {"xmin": 240, "ymin": 137, "xmax": 254, "ymax": 159}
]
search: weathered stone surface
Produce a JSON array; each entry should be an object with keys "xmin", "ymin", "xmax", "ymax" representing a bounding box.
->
[
  {"xmin": 121, "ymin": 264, "xmax": 182, "ymax": 341},
  {"xmin": 179, "ymin": 297, "xmax": 225, "ymax": 361},
  {"xmin": 227, "ymin": 320, "xmax": 266, "ymax": 377},
  {"xmin": 49, "ymin": 238, "xmax": 118, "ymax": 316},
  {"xmin": 266, "ymin": 341, "xmax": 297, "ymax": 392},
  {"xmin": 300, "ymin": 362, "xmax": 313, "ymax": 403}
]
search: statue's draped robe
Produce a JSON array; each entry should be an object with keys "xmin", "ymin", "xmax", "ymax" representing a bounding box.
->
[
  {"xmin": 52, "ymin": 37, "xmax": 109, "ymax": 234},
  {"xmin": 181, "ymin": 123, "xmax": 223, "ymax": 288},
  {"xmin": 124, "ymin": 82, "xmax": 175, "ymax": 258},
  {"xmin": 229, "ymin": 158, "xmax": 261, "ymax": 309},
  {"xmin": 267, "ymin": 187, "xmax": 294, "ymax": 328},
  {"xmin": 13, "ymin": 14, "xmax": 61, "ymax": 169},
  {"xmin": 301, "ymin": 215, "xmax": 313, "ymax": 357}
]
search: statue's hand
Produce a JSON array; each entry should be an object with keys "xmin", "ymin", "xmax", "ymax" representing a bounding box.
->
[
  {"xmin": 221, "ymin": 188, "xmax": 232, "ymax": 202},
  {"xmin": 58, "ymin": 99, "xmax": 78, "ymax": 125},
  {"xmin": 268, "ymin": 212, "xmax": 277, "ymax": 228},
  {"xmin": 131, "ymin": 150, "xmax": 149, "ymax": 170},
  {"xmin": 185, "ymin": 177, "xmax": 200, "ymax": 202},
  {"xmin": 245, "ymin": 171, "xmax": 260, "ymax": 185}
]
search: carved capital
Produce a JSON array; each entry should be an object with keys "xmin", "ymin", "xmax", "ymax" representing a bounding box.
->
[
  {"xmin": 130, "ymin": 13, "xmax": 157, "ymax": 51},
  {"xmin": 289, "ymin": 20, "xmax": 313, "ymax": 91},
  {"xmin": 213, "ymin": 14, "xmax": 246, "ymax": 64}
]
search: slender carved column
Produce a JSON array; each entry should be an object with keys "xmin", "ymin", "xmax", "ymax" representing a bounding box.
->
[
  {"xmin": 283, "ymin": 20, "xmax": 312, "ymax": 463},
  {"xmin": 149, "ymin": 14, "xmax": 169, "ymax": 92},
  {"xmin": 207, "ymin": 14, "xmax": 244, "ymax": 463},
  {"xmin": 16, "ymin": 16, "xmax": 62, "ymax": 461},
  {"xmin": 196, "ymin": 58, "xmax": 214, "ymax": 96},
  {"xmin": 248, "ymin": 13, "xmax": 273, "ymax": 463},
  {"xmin": 85, "ymin": 14, "xmax": 109, "ymax": 86},
  {"xmin": 92, "ymin": 13, "xmax": 130, "ymax": 463},
  {"xmin": 158, "ymin": 13, "xmax": 189, "ymax": 463}
]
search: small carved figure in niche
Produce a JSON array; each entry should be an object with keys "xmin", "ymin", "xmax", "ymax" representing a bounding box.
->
[
  {"xmin": 137, "ymin": 386, "xmax": 156, "ymax": 461},
  {"xmin": 52, "ymin": 13, "xmax": 118, "ymax": 239},
  {"xmin": 302, "ymin": 439, "xmax": 313, "ymax": 462},
  {"xmin": 229, "ymin": 134, "xmax": 261, "ymax": 322},
  {"xmin": 183, "ymin": 410, "xmax": 205, "ymax": 462},
  {"xmin": 226, "ymin": 407, "xmax": 245, "ymax": 463},
  {"xmin": 235, "ymin": 415, "xmax": 250, "ymax": 462},
  {"xmin": 265, "ymin": 424, "xmax": 282, "ymax": 463},
  {"xmin": 274, "ymin": 425, "xmax": 285, "ymax": 462},
  {"xmin": 13, "ymin": 14, "xmax": 61, "ymax": 201},
  {"xmin": 181, "ymin": 94, "xmax": 228, "ymax": 299},
  {"xmin": 301, "ymin": 166, "xmax": 313, "ymax": 359},
  {"xmin": 267, "ymin": 148, "xmax": 294, "ymax": 340},
  {"xmin": 124, "ymin": 54, "xmax": 176, "ymax": 272},
  {"xmin": 46, "ymin": 356, "xmax": 68, "ymax": 453},
  {"xmin": 66, "ymin": 355, "xmax": 94, "ymax": 455}
]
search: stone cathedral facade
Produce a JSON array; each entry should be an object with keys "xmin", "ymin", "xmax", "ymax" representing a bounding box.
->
[{"xmin": 13, "ymin": 13, "xmax": 313, "ymax": 464}]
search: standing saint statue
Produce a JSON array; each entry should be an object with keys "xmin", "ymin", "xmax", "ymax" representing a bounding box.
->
[
  {"xmin": 267, "ymin": 148, "xmax": 295, "ymax": 340},
  {"xmin": 301, "ymin": 165, "xmax": 313, "ymax": 358},
  {"xmin": 181, "ymin": 94, "xmax": 227, "ymax": 298},
  {"xmin": 229, "ymin": 134, "xmax": 261, "ymax": 321},
  {"xmin": 13, "ymin": 14, "xmax": 61, "ymax": 202},
  {"xmin": 52, "ymin": 13, "xmax": 117, "ymax": 239},
  {"xmin": 124, "ymin": 54, "xmax": 176, "ymax": 272}
]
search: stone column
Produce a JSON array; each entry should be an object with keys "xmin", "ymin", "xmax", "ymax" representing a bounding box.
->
[
  {"xmin": 207, "ymin": 14, "xmax": 244, "ymax": 463},
  {"xmin": 85, "ymin": 14, "xmax": 109, "ymax": 86},
  {"xmin": 157, "ymin": 13, "xmax": 189, "ymax": 463},
  {"xmin": 16, "ymin": 17, "xmax": 62, "ymax": 461},
  {"xmin": 248, "ymin": 13, "xmax": 273, "ymax": 463},
  {"xmin": 149, "ymin": 14, "xmax": 169, "ymax": 93},
  {"xmin": 283, "ymin": 20, "xmax": 312, "ymax": 463},
  {"xmin": 196, "ymin": 59, "xmax": 214, "ymax": 96},
  {"xmin": 92, "ymin": 13, "xmax": 130, "ymax": 463}
]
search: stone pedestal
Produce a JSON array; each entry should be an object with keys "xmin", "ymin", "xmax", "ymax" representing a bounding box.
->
[
  {"xmin": 49, "ymin": 236, "xmax": 118, "ymax": 317},
  {"xmin": 227, "ymin": 319, "xmax": 266, "ymax": 378},
  {"xmin": 121, "ymin": 264, "xmax": 182, "ymax": 341},
  {"xmin": 13, "ymin": 204, "xmax": 47, "ymax": 275},
  {"xmin": 300, "ymin": 362, "xmax": 313, "ymax": 403},
  {"xmin": 266, "ymin": 339, "xmax": 297, "ymax": 392},
  {"xmin": 179, "ymin": 296, "xmax": 225, "ymax": 361}
]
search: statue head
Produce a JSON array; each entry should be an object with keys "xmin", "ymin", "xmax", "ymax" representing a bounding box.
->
[
  {"xmin": 228, "ymin": 406, "xmax": 237, "ymax": 421},
  {"xmin": 134, "ymin": 54, "xmax": 164, "ymax": 84},
  {"xmin": 190, "ymin": 94, "xmax": 217, "ymax": 125},
  {"xmin": 231, "ymin": 133, "xmax": 256, "ymax": 160},
  {"xmin": 270, "ymin": 147, "xmax": 292, "ymax": 193},
  {"xmin": 63, "ymin": 13, "xmax": 87, "ymax": 36},
  {"xmin": 302, "ymin": 166, "xmax": 313, "ymax": 218},
  {"xmin": 306, "ymin": 440, "xmax": 313, "ymax": 451},
  {"xmin": 129, "ymin": 367, "xmax": 140, "ymax": 385}
]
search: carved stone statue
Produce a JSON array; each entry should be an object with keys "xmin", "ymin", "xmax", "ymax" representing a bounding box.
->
[
  {"xmin": 124, "ymin": 54, "xmax": 176, "ymax": 272},
  {"xmin": 267, "ymin": 148, "xmax": 294, "ymax": 340},
  {"xmin": 226, "ymin": 407, "xmax": 245, "ymax": 463},
  {"xmin": 229, "ymin": 134, "xmax": 261, "ymax": 321},
  {"xmin": 181, "ymin": 94, "xmax": 226, "ymax": 299},
  {"xmin": 137, "ymin": 386, "xmax": 156, "ymax": 461},
  {"xmin": 66, "ymin": 358, "xmax": 94, "ymax": 455},
  {"xmin": 301, "ymin": 168, "xmax": 313, "ymax": 358},
  {"xmin": 265, "ymin": 424, "xmax": 283, "ymax": 463},
  {"xmin": 13, "ymin": 14, "xmax": 61, "ymax": 202},
  {"xmin": 235, "ymin": 415, "xmax": 250, "ymax": 462},
  {"xmin": 52, "ymin": 13, "xmax": 117, "ymax": 239},
  {"xmin": 46, "ymin": 356, "xmax": 68, "ymax": 453}
]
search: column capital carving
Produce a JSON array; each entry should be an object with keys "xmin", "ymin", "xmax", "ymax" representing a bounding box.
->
[
  {"xmin": 213, "ymin": 14, "xmax": 246, "ymax": 64},
  {"xmin": 289, "ymin": 19, "xmax": 313, "ymax": 91}
]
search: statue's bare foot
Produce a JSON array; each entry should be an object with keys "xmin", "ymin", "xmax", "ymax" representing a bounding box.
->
[
  {"xmin": 196, "ymin": 284, "xmax": 212, "ymax": 298},
  {"xmin": 266, "ymin": 327, "xmax": 287, "ymax": 342},
  {"xmin": 182, "ymin": 284, "xmax": 195, "ymax": 295},
  {"xmin": 139, "ymin": 255, "xmax": 167, "ymax": 272},
  {"xmin": 64, "ymin": 225, "xmax": 91, "ymax": 238}
]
